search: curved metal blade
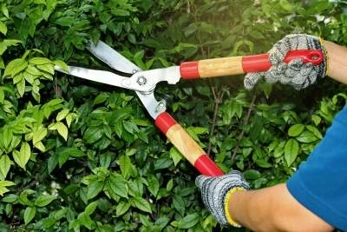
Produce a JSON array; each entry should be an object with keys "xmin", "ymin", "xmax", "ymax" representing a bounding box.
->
[
  {"xmin": 55, "ymin": 66, "xmax": 135, "ymax": 91},
  {"xmin": 88, "ymin": 41, "xmax": 140, "ymax": 74}
]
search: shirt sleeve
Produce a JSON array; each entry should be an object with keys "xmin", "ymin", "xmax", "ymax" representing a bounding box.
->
[{"xmin": 287, "ymin": 106, "xmax": 347, "ymax": 231}]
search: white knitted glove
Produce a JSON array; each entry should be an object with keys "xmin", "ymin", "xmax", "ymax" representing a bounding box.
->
[
  {"xmin": 244, "ymin": 34, "xmax": 328, "ymax": 90},
  {"xmin": 195, "ymin": 171, "xmax": 250, "ymax": 227}
]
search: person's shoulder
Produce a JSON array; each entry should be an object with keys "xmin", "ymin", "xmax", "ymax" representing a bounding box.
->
[{"xmin": 334, "ymin": 106, "xmax": 347, "ymax": 125}]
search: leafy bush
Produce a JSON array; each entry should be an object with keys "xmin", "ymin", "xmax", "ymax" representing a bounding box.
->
[{"xmin": 0, "ymin": 0, "xmax": 346, "ymax": 231}]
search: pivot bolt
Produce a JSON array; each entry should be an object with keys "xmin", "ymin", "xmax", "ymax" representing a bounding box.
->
[{"xmin": 137, "ymin": 76, "xmax": 147, "ymax": 86}]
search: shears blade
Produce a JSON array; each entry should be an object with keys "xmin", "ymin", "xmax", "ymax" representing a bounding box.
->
[
  {"xmin": 54, "ymin": 66, "xmax": 137, "ymax": 91},
  {"xmin": 88, "ymin": 41, "xmax": 140, "ymax": 74}
]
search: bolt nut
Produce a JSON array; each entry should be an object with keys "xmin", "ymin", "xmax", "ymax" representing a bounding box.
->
[
  {"xmin": 155, "ymin": 101, "xmax": 166, "ymax": 113},
  {"xmin": 137, "ymin": 76, "xmax": 147, "ymax": 86}
]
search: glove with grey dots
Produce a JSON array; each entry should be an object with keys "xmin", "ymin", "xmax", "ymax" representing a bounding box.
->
[
  {"xmin": 195, "ymin": 171, "xmax": 250, "ymax": 226},
  {"xmin": 244, "ymin": 34, "xmax": 328, "ymax": 90}
]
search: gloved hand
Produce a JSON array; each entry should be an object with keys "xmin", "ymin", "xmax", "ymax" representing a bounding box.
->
[
  {"xmin": 195, "ymin": 170, "xmax": 250, "ymax": 227},
  {"xmin": 244, "ymin": 34, "xmax": 328, "ymax": 90}
]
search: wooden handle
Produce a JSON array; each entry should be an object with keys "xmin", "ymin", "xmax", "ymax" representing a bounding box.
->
[
  {"xmin": 180, "ymin": 49, "xmax": 324, "ymax": 79},
  {"xmin": 155, "ymin": 112, "xmax": 224, "ymax": 176}
]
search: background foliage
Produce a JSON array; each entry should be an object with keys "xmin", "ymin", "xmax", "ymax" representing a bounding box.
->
[{"xmin": 0, "ymin": 0, "xmax": 346, "ymax": 231}]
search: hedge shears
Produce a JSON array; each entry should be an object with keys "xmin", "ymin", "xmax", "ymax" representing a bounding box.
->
[{"xmin": 55, "ymin": 41, "xmax": 323, "ymax": 176}]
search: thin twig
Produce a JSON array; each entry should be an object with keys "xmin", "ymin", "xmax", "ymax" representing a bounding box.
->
[
  {"xmin": 207, "ymin": 86, "xmax": 225, "ymax": 155},
  {"xmin": 232, "ymin": 94, "xmax": 257, "ymax": 160}
]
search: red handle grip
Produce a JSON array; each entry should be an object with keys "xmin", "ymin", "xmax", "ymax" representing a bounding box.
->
[
  {"xmin": 180, "ymin": 49, "xmax": 324, "ymax": 79},
  {"xmin": 155, "ymin": 112, "xmax": 224, "ymax": 176},
  {"xmin": 242, "ymin": 50, "xmax": 324, "ymax": 73}
]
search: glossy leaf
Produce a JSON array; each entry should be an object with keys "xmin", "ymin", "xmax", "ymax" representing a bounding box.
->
[
  {"xmin": 288, "ymin": 124, "xmax": 305, "ymax": 137},
  {"xmin": 285, "ymin": 139, "xmax": 299, "ymax": 167},
  {"xmin": 131, "ymin": 197, "xmax": 152, "ymax": 213},
  {"xmin": 0, "ymin": 155, "xmax": 11, "ymax": 180},
  {"xmin": 12, "ymin": 142, "xmax": 31, "ymax": 170},
  {"xmin": 4, "ymin": 58, "xmax": 28, "ymax": 77},
  {"xmin": 24, "ymin": 206, "xmax": 36, "ymax": 225},
  {"xmin": 35, "ymin": 195, "xmax": 56, "ymax": 207}
]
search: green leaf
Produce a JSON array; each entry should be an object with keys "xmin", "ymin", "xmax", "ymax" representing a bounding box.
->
[
  {"xmin": 87, "ymin": 181, "xmax": 104, "ymax": 200},
  {"xmin": 84, "ymin": 201, "xmax": 98, "ymax": 215},
  {"xmin": 60, "ymin": 147, "xmax": 85, "ymax": 158},
  {"xmin": 0, "ymin": 155, "xmax": 11, "ymax": 180},
  {"xmin": 116, "ymin": 201, "xmax": 130, "ymax": 216},
  {"xmin": 279, "ymin": 0, "xmax": 293, "ymax": 11},
  {"xmin": 0, "ymin": 40, "xmax": 22, "ymax": 56},
  {"xmin": 16, "ymin": 77, "xmax": 25, "ymax": 97},
  {"xmin": 2, "ymin": 127, "xmax": 13, "ymax": 150},
  {"xmin": 306, "ymin": 125, "xmax": 323, "ymax": 139},
  {"xmin": 37, "ymin": 63, "xmax": 54, "ymax": 75},
  {"xmin": 56, "ymin": 109, "xmax": 69, "ymax": 121},
  {"xmin": 35, "ymin": 195, "xmax": 56, "ymax": 207},
  {"xmin": 175, "ymin": 213, "xmax": 200, "ymax": 229},
  {"xmin": 49, "ymin": 122, "xmax": 68, "ymax": 141},
  {"xmin": 53, "ymin": 60, "xmax": 69, "ymax": 72},
  {"xmin": 4, "ymin": 58, "xmax": 28, "ymax": 77},
  {"xmin": 2, "ymin": 194, "xmax": 18, "ymax": 203},
  {"xmin": 1, "ymin": 4, "xmax": 9, "ymax": 18},
  {"xmin": 296, "ymin": 131, "xmax": 319, "ymax": 143},
  {"xmin": 12, "ymin": 142, "xmax": 31, "ymax": 170},
  {"xmin": 255, "ymin": 159, "xmax": 272, "ymax": 168},
  {"xmin": 106, "ymin": 174, "xmax": 128, "ymax": 198},
  {"xmin": 311, "ymin": 114, "xmax": 321, "ymax": 126},
  {"xmin": 154, "ymin": 157, "xmax": 173, "ymax": 170},
  {"xmin": 112, "ymin": 9, "xmax": 130, "ymax": 16},
  {"xmin": 33, "ymin": 126, "xmax": 47, "ymax": 145},
  {"xmin": 166, "ymin": 179, "xmax": 173, "ymax": 191},
  {"xmin": 0, "ymin": 21, "xmax": 7, "ymax": 35},
  {"xmin": 29, "ymin": 57, "xmax": 51, "ymax": 65},
  {"xmin": 131, "ymin": 197, "xmax": 152, "ymax": 213},
  {"xmin": 285, "ymin": 139, "xmax": 299, "ymax": 167},
  {"xmin": 288, "ymin": 124, "xmax": 305, "ymax": 137},
  {"xmin": 24, "ymin": 206, "xmax": 36, "ymax": 225},
  {"xmin": 54, "ymin": 16, "xmax": 75, "ymax": 26},
  {"xmin": 93, "ymin": 93, "xmax": 109, "ymax": 105},
  {"xmin": 26, "ymin": 65, "xmax": 42, "ymax": 76},
  {"xmin": 42, "ymin": 218, "xmax": 56, "ymax": 229},
  {"xmin": 243, "ymin": 169, "xmax": 261, "ymax": 180},
  {"xmin": 169, "ymin": 147, "xmax": 183, "ymax": 166},
  {"xmin": 34, "ymin": 141, "xmax": 46, "ymax": 152},
  {"xmin": 128, "ymin": 178, "xmax": 143, "ymax": 197},
  {"xmin": 173, "ymin": 195, "xmax": 185, "ymax": 216},
  {"xmin": 147, "ymin": 175, "xmax": 159, "ymax": 197},
  {"xmin": 0, "ymin": 88, "xmax": 4, "ymax": 103},
  {"xmin": 0, "ymin": 180, "xmax": 15, "ymax": 187},
  {"xmin": 83, "ymin": 127, "xmax": 103, "ymax": 144},
  {"xmin": 119, "ymin": 155, "xmax": 132, "ymax": 179}
]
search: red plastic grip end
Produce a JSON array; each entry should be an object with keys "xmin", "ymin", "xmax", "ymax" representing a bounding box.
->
[
  {"xmin": 194, "ymin": 154, "xmax": 224, "ymax": 176},
  {"xmin": 242, "ymin": 54, "xmax": 271, "ymax": 73},
  {"xmin": 242, "ymin": 50, "xmax": 324, "ymax": 73},
  {"xmin": 180, "ymin": 61, "xmax": 200, "ymax": 79},
  {"xmin": 155, "ymin": 112, "xmax": 177, "ymax": 134}
]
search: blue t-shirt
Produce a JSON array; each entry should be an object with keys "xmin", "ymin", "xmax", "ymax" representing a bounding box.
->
[{"xmin": 287, "ymin": 105, "xmax": 347, "ymax": 231}]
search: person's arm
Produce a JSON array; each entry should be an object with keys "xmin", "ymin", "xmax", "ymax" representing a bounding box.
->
[
  {"xmin": 229, "ymin": 40, "xmax": 347, "ymax": 231},
  {"xmin": 196, "ymin": 36, "xmax": 347, "ymax": 231},
  {"xmin": 229, "ymin": 184, "xmax": 334, "ymax": 232},
  {"xmin": 323, "ymin": 40, "xmax": 347, "ymax": 84}
]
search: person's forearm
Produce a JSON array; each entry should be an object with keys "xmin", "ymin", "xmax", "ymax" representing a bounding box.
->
[
  {"xmin": 228, "ymin": 184, "xmax": 333, "ymax": 232},
  {"xmin": 323, "ymin": 40, "xmax": 347, "ymax": 85}
]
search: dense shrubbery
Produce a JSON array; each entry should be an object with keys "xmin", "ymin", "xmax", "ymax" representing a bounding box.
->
[{"xmin": 0, "ymin": 0, "xmax": 346, "ymax": 231}]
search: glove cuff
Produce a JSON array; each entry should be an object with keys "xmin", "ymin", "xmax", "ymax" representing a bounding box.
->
[
  {"xmin": 224, "ymin": 187, "xmax": 246, "ymax": 227},
  {"xmin": 319, "ymin": 37, "xmax": 329, "ymax": 78}
]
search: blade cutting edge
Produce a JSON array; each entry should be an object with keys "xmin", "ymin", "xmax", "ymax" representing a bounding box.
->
[
  {"xmin": 88, "ymin": 41, "xmax": 140, "ymax": 74},
  {"xmin": 55, "ymin": 66, "xmax": 135, "ymax": 90}
]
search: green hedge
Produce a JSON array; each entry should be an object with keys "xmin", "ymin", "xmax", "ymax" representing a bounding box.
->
[{"xmin": 0, "ymin": 0, "xmax": 346, "ymax": 231}]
